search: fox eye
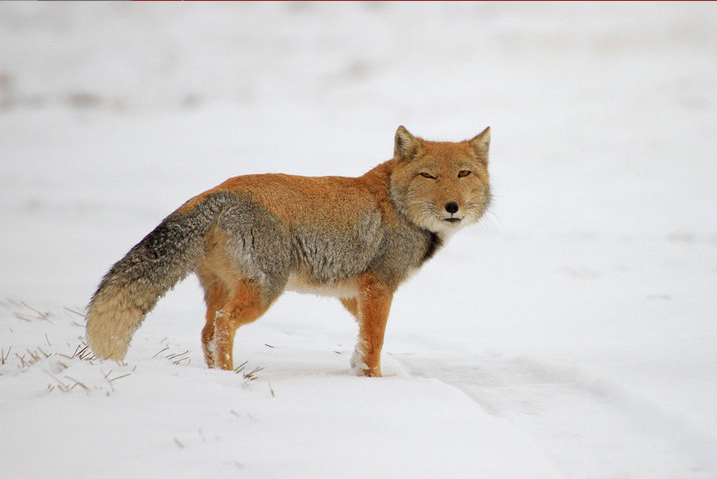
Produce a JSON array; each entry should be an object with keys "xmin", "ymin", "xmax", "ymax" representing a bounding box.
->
[
  {"xmin": 419, "ymin": 172, "xmax": 437, "ymax": 179},
  {"xmin": 458, "ymin": 170, "xmax": 471, "ymax": 178}
]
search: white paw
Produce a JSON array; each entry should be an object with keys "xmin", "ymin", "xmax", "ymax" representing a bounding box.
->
[{"xmin": 350, "ymin": 345, "xmax": 368, "ymax": 373}]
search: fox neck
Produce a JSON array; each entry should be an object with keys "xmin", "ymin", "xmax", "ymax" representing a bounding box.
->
[{"xmin": 421, "ymin": 230, "xmax": 443, "ymax": 263}]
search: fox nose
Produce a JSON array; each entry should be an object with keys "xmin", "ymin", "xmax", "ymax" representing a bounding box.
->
[{"xmin": 445, "ymin": 201, "xmax": 459, "ymax": 214}]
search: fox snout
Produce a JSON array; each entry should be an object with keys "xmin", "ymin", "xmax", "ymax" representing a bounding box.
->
[
  {"xmin": 445, "ymin": 201, "xmax": 459, "ymax": 214},
  {"xmin": 443, "ymin": 201, "xmax": 463, "ymax": 224}
]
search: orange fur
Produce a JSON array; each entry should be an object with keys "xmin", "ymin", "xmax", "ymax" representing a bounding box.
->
[
  {"xmin": 179, "ymin": 172, "xmax": 394, "ymax": 228},
  {"xmin": 354, "ymin": 273, "xmax": 393, "ymax": 377}
]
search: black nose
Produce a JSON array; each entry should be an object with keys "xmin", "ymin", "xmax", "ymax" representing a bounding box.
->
[{"xmin": 445, "ymin": 201, "xmax": 459, "ymax": 214}]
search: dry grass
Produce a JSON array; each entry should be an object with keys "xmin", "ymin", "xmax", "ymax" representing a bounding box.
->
[
  {"xmin": 11, "ymin": 301, "xmax": 54, "ymax": 323},
  {"xmin": 2, "ymin": 300, "xmax": 137, "ymax": 395},
  {"xmin": 152, "ymin": 343, "xmax": 265, "ymax": 382},
  {"xmin": 234, "ymin": 360, "xmax": 264, "ymax": 382},
  {"xmin": 42, "ymin": 341, "xmax": 134, "ymax": 394},
  {"xmin": 1, "ymin": 347, "xmax": 11, "ymax": 366},
  {"xmin": 59, "ymin": 342, "xmax": 96, "ymax": 362},
  {"xmin": 14, "ymin": 346, "xmax": 52, "ymax": 368},
  {"xmin": 3, "ymin": 300, "xmax": 264, "ymax": 394},
  {"xmin": 42, "ymin": 345, "xmax": 136, "ymax": 395},
  {"xmin": 154, "ymin": 344, "xmax": 192, "ymax": 366}
]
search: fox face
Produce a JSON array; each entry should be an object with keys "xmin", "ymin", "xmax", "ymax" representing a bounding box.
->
[{"xmin": 389, "ymin": 126, "xmax": 491, "ymax": 235}]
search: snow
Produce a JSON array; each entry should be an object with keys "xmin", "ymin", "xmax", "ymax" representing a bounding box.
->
[{"xmin": 1, "ymin": 2, "xmax": 716, "ymax": 478}]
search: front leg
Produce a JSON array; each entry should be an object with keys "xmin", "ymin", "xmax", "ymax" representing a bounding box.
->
[{"xmin": 352, "ymin": 273, "xmax": 393, "ymax": 377}]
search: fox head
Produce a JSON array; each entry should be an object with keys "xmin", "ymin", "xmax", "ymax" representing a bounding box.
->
[{"xmin": 389, "ymin": 126, "xmax": 491, "ymax": 235}]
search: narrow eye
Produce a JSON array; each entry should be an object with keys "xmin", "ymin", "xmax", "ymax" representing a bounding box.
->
[
  {"xmin": 420, "ymin": 172, "xmax": 437, "ymax": 179},
  {"xmin": 458, "ymin": 170, "xmax": 471, "ymax": 178}
]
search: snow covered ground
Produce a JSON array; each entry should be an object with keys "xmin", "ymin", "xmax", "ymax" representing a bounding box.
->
[{"xmin": 1, "ymin": 3, "xmax": 716, "ymax": 478}]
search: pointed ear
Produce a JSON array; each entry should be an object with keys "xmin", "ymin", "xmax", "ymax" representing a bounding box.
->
[
  {"xmin": 469, "ymin": 127, "xmax": 490, "ymax": 163},
  {"xmin": 394, "ymin": 125, "xmax": 419, "ymax": 162}
]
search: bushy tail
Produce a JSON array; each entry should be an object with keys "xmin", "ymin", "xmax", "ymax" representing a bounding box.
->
[{"xmin": 86, "ymin": 198, "xmax": 221, "ymax": 360}]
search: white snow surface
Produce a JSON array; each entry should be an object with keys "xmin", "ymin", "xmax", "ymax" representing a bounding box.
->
[{"xmin": 1, "ymin": 3, "xmax": 716, "ymax": 478}]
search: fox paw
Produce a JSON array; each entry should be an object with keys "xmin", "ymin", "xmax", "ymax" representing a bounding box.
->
[{"xmin": 350, "ymin": 350, "xmax": 381, "ymax": 377}]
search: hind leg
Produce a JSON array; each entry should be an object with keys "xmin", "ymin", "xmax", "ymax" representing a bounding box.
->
[
  {"xmin": 198, "ymin": 272, "xmax": 230, "ymax": 368},
  {"xmin": 212, "ymin": 279, "xmax": 275, "ymax": 370}
]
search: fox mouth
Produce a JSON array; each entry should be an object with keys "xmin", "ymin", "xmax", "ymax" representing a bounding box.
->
[{"xmin": 443, "ymin": 217, "xmax": 462, "ymax": 224}]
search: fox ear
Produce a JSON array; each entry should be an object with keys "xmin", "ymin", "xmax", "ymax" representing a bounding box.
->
[
  {"xmin": 469, "ymin": 127, "xmax": 491, "ymax": 163},
  {"xmin": 394, "ymin": 125, "xmax": 419, "ymax": 162}
]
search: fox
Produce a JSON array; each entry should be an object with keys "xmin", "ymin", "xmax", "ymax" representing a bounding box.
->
[{"xmin": 86, "ymin": 126, "xmax": 491, "ymax": 377}]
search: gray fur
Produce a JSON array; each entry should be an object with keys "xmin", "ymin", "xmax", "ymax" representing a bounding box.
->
[
  {"xmin": 213, "ymin": 192, "xmax": 433, "ymax": 295},
  {"xmin": 91, "ymin": 195, "xmax": 223, "ymax": 308},
  {"xmin": 291, "ymin": 211, "xmax": 384, "ymax": 284},
  {"xmin": 369, "ymin": 222, "xmax": 437, "ymax": 290},
  {"xmin": 215, "ymin": 194, "xmax": 292, "ymax": 301}
]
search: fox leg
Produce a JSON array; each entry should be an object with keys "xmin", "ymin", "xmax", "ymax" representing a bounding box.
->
[
  {"xmin": 198, "ymin": 272, "xmax": 231, "ymax": 369},
  {"xmin": 210, "ymin": 279, "xmax": 274, "ymax": 370},
  {"xmin": 351, "ymin": 274, "xmax": 393, "ymax": 377}
]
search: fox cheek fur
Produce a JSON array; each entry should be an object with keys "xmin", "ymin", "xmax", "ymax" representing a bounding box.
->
[{"xmin": 85, "ymin": 126, "xmax": 491, "ymax": 377}]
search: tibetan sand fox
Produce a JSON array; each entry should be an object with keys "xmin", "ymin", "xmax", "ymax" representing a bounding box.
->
[{"xmin": 86, "ymin": 126, "xmax": 491, "ymax": 377}]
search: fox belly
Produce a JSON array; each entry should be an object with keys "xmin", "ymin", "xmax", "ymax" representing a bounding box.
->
[{"xmin": 285, "ymin": 272, "xmax": 359, "ymax": 298}]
